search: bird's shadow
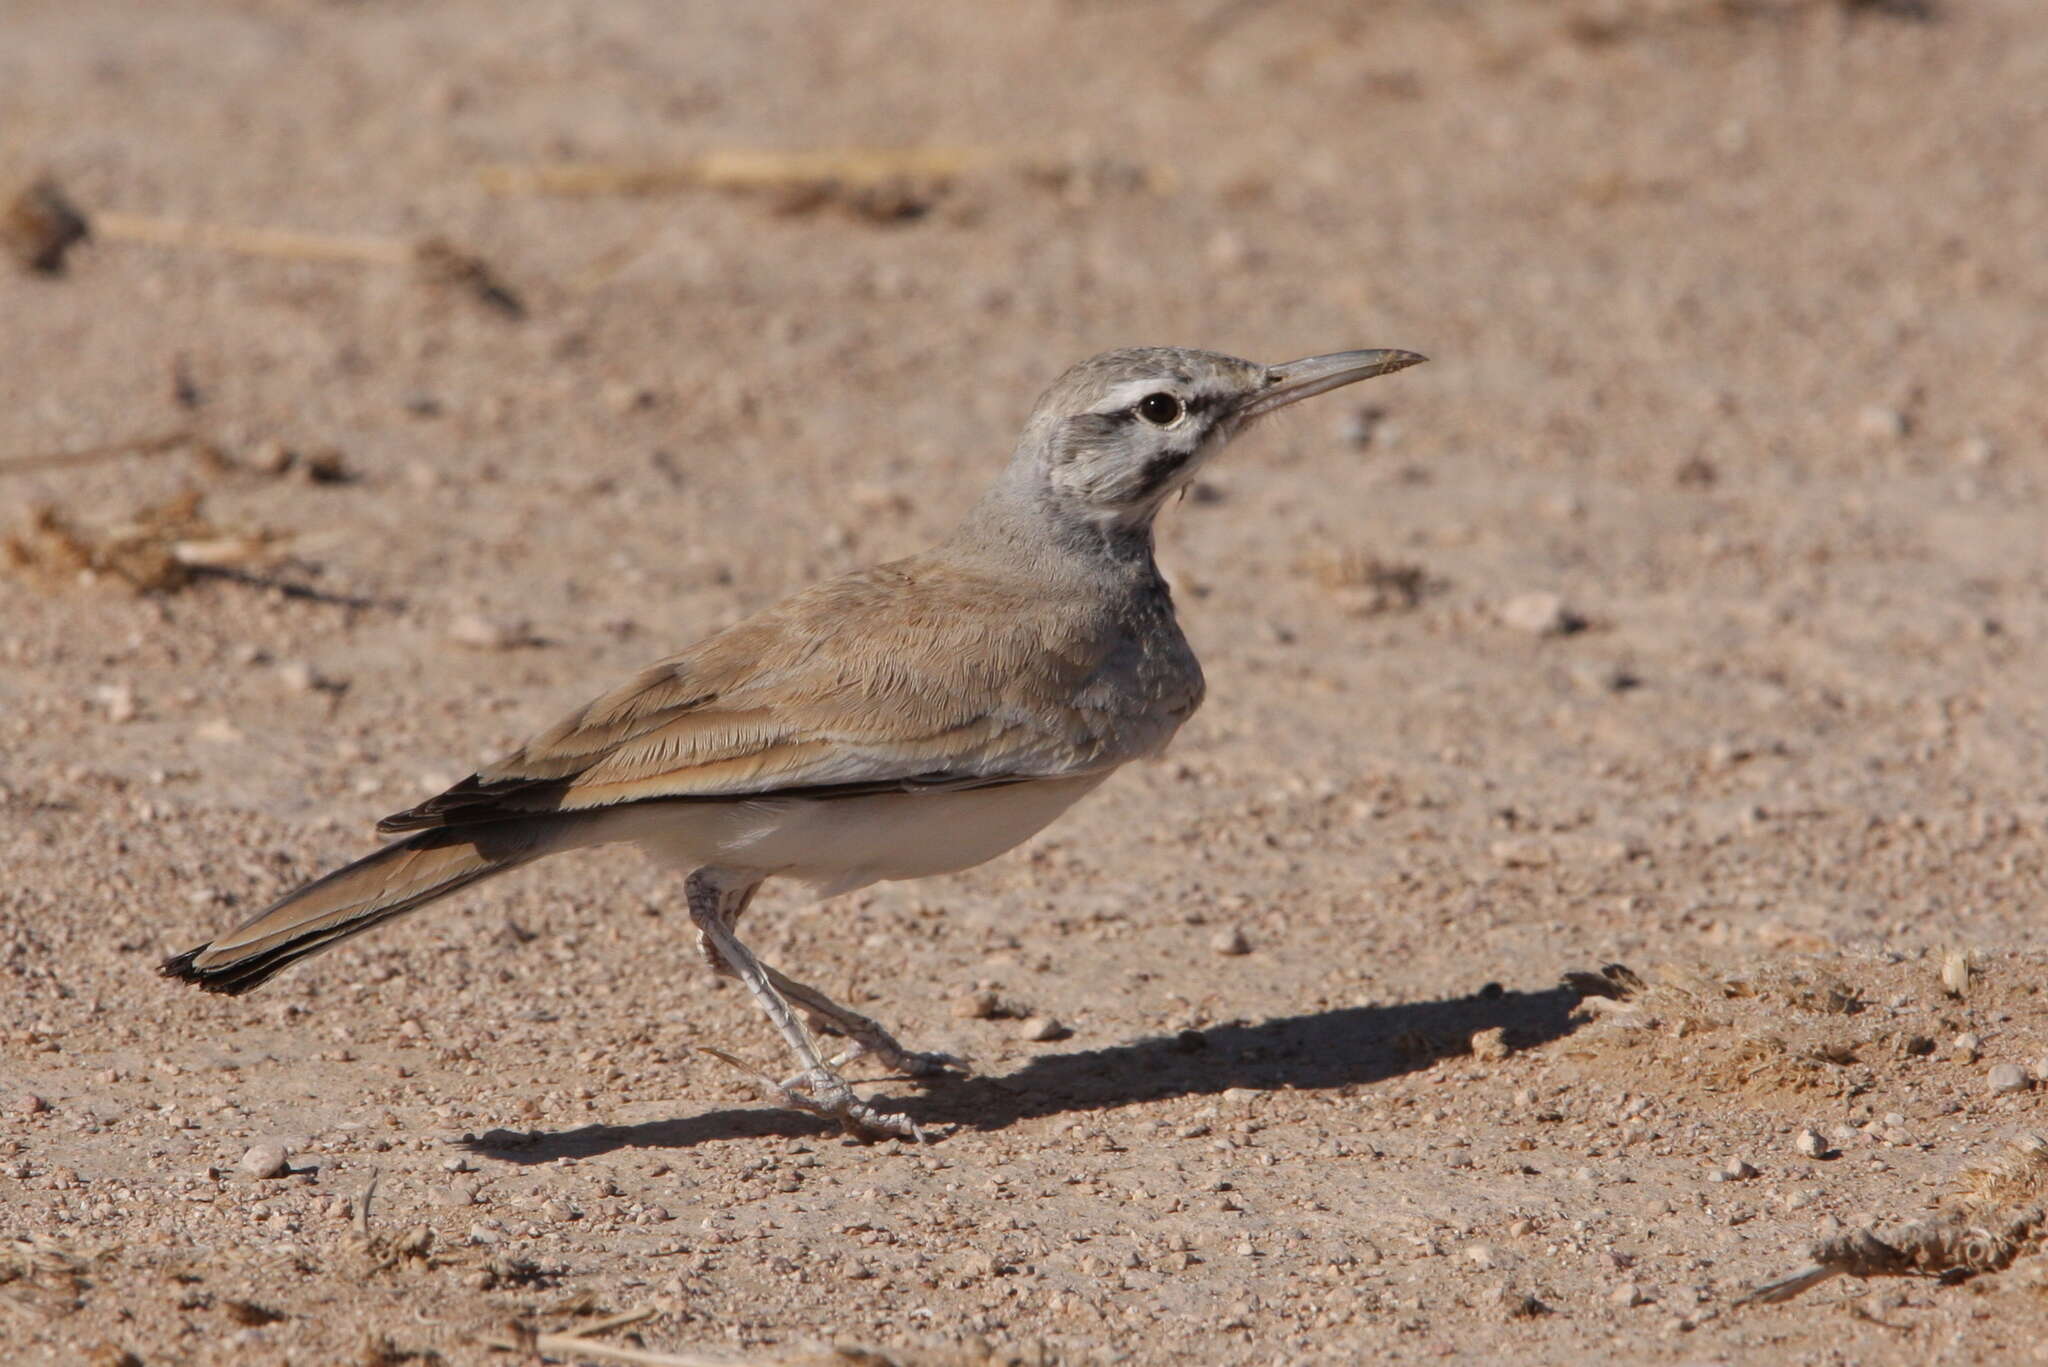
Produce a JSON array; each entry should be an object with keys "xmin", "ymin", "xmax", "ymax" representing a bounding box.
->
[{"xmin": 462, "ymin": 981, "xmax": 1587, "ymax": 1164}]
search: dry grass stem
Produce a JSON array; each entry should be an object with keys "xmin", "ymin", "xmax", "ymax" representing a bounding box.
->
[
  {"xmin": 0, "ymin": 429, "xmax": 193, "ymax": 477},
  {"xmin": 477, "ymin": 148, "xmax": 990, "ymax": 197},
  {"xmin": 1740, "ymin": 1134, "xmax": 2048, "ymax": 1305}
]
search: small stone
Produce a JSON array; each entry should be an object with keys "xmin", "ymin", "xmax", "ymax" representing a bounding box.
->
[
  {"xmin": 1469, "ymin": 1027, "xmax": 1511, "ymax": 1062},
  {"xmin": 276, "ymin": 661, "xmax": 323, "ymax": 694},
  {"xmin": 1611, "ymin": 1281, "xmax": 1649, "ymax": 1308},
  {"xmin": 1336, "ymin": 405, "xmax": 1387, "ymax": 448},
  {"xmin": 1988, "ymin": 1064, "xmax": 2031, "ymax": 1095},
  {"xmin": 1507, "ymin": 1219, "xmax": 1536, "ymax": 1237},
  {"xmin": 1489, "ymin": 837, "xmax": 1554, "ymax": 869},
  {"xmin": 239, "ymin": 1143, "xmax": 290, "ymax": 1179},
  {"xmin": 1793, "ymin": 1128, "xmax": 1830, "ymax": 1159},
  {"xmin": 1954, "ymin": 434, "xmax": 1996, "ymax": 467},
  {"xmin": 96, "ymin": 684, "xmax": 138, "ymax": 724},
  {"xmin": 447, "ymin": 613, "xmax": 533, "ymax": 651},
  {"xmin": 1499, "ymin": 591, "xmax": 1583, "ymax": 637},
  {"xmin": 1210, "ymin": 927, "xmax": 1251, "ymax": 956},
  {"xmin": 1954, "ymin": 1032, "xmax": 1982, "ymax": 1061},
  {"xmin": 1720, "ymin": 1156, "xmax": 1759, "ymax": 1181},
  {"xmin": 950, "ymin": 990, "xmax": 999, "ymax": 1020},
  {"xmin": 300, "ymin": 447, "xmax": 351, "ymax": 484},
  {"xmin": 1940, "ymin": 949, "xmax": 1971, "ymax": 997},
  {"xmin": 15, "ymin": 1093, "xmax": 49, "ymax": 1116},
  {"xmin": 1019, "ymin": 1016, "xmax": 1069, "ymax": 1043},
  {"xmin": 1464, "ymin": 1243, "xmax": 1497, "ymax": 1268},
  {"xmin": 247, "ymin": 439, "xmax": 295, "ymax": 475},
  {"xmin": 603, "ymin": 381, "xmax": 658, "ymax": 414},
  {"xmin": 1856, "ymin": 406, "xmax": 1908, "ymax": 441},
  {"xmin": 442, "ymin": 1156, "xmax": 474, "ymax": 1173}
]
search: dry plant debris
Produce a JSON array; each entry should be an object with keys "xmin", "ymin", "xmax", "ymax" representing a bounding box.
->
[
  {"xmin": 2, "ymin": 175, "xmax": 91, "ymax": 274},
  {"xmin": 2, "ymin": 489, "xmax": 281, "ymax": 594},
  {"xmin": 477, "ymin": 147, "xmax": 1169, "ymax": 224},
  {"xmin": 0, "ymin": 1235, "xmax": 108, "ymax": 1321},
  {"xmin": 3, "ymin": 176, "xmax": 521, "ymax": 314},
  {"xmin": 1741, "ymin": 1133, "xmax": 2048, "ymax": 1304},
  {"xmin": 1292, "ymin": 549, "xmax": 1437, "ymax": 614}
]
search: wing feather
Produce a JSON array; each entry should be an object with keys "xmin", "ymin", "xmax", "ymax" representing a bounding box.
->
[{"xmin": 377, "ymin": 560, "xmax": 1126, "ymax": 834}]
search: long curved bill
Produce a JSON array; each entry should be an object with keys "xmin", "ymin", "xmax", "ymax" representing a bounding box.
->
[{"xmin": 1236, "ymin": 349, "xmax": 1428, "ymax": 420}]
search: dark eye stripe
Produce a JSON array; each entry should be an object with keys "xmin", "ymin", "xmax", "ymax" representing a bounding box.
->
[{"xmin": 1131, "ymin": 447, "xmax": 1197, "ymax": 500}]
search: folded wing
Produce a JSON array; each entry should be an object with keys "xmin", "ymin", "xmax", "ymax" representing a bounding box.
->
[{"xmin": 379, "ymin": 560, "xmax": 1112, "ymax": 833}]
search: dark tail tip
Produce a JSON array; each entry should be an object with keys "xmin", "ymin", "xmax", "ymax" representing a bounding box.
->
[{"xmin": 160, "ymin": 944, "xmax": 269, "ymax": 996}]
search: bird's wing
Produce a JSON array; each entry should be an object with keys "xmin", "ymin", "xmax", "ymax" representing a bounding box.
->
[{"xmin": 378, "ymin": 560, "xmax": 1114, "ymax": 833}]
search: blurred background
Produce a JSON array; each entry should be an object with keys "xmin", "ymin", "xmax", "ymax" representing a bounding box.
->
[
  {"xmin": 3, "ymin": 3, "xmax": 2047, "ymax": 1359},
  {"xmin": 4, "ymin": 0, "xmax": 2040, "ymax": 915}
]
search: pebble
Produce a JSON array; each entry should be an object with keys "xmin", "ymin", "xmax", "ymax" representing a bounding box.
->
[
  {"xmin": 1954, "ymin": 434, "xmax": 1996, "ymax": 467},
  {"xmin": 950, "ymin": 990, "xmax": 999, "ymax": 1020},
  {"xmin": 247, "ymin": 439, "xmax": 295, "ymax": 475},
  {"xmin": 1210, "ymin": 927, "xmax": 1251, "ymax": 956},
  {"xmin": 1611, "ymin": 1281, "xmax": 1649, "ymax": 1308},
  {"xmin": 1019, "ymin": 1016, "xmax": 1068, "ymax": 1042},
  {"xmin": 447, "ymin": 613, "xmax": 533, "ymax": 650},
  {"xmin": 1940, "ymin": 949, "xmax": 1971, "ymax": 997},
  {"xmin": 96, "ymin": 684, "xmax": 138, "ymax": 724},
  {"xmin": 15, "ymin": 1093, "xmax": 49, "ymax": 1116},
  {"xmin": 1954, "ymin": 1032, "xmax": 1982, "ymax": 1061},
  {"xmin": 1988, "ymin": 1063, "xmax": 2031, "ymax": 1095},
  {"xmin": 1793, "ymin": 1128, "xmax": 1831, "ymax": 1159},
  {"xmin": 1719, "ymin": 1156, "xmax": 1759, "ymax": 1181},
  {"xmin": 275, "ymin": 661, "xmax": 329, "ymax": 694},
  {"xmin": 239, "ymin": 1142, "xmax": 290, "ymax": 1180},
  {"xmin": 1469, "ymin": 1027, "xmax": 1511, "ymax": 1062},
  {"xmin": 1499, "ymin": 591, "xmax": 1582, "ymax": 637},
  {"xmin": 1856, "ymin": 405, "xmax": 1908, "ymax": 441}
]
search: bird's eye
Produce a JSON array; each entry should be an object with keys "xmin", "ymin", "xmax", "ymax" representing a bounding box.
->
[{"xmin": 1136, "ymin": 392, "xmax": 1183, "ymax": 426}]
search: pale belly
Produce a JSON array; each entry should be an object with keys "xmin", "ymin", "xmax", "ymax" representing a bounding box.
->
[{"xmin": 579, "ymin": 772, "xmax": 1114, "ymax": 898}]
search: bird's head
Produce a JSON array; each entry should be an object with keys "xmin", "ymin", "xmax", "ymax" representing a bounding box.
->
[{"xmin": 1012, "ymin": 345, "xmax": 1426, "ymax": 532}]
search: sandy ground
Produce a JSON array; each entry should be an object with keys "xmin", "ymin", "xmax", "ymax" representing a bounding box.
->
[{"xmin": 4, "ymin": 1, "xmax": 2047, "ymax": 1362}]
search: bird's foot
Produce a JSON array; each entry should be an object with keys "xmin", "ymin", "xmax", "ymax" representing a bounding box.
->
[
  {"xmin": 798, "ymin": 1015, "xmax": 970, "ymax": 1080},
  {"xmin": 696, "ymin": 1047, "xmax": 928, "ymax": 1143},
  {"xmin": 839, "ymin": 1038, "xmax": 971, "ymax": 1080}
]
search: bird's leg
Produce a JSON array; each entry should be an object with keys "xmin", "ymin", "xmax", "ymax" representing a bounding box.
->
[
  {"xmin": 758, "ymin": 963, "xmax": 967, "ymax": 1080},
  {"xmin": 690, "ymin": 875, "xmax": 962, "ymax": 1079},
  {"xmin": 684, "ymin": 868, "xmax": 925, "ymax": 1142}
]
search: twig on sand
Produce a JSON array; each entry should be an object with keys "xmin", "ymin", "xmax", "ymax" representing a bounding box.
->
[
  {"xmin": 477, "ymin": 148, "xmax": 988, "ymax": 198},
  {"xmin": 4, "ymin": 176, "xmax": 523, "ymax": 315},
  {"xmin": 0, "ymin": 429, "xmax": 194, "ymax": 477}
]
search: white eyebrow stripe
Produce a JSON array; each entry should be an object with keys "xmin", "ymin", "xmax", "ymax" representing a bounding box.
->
[{"xmin": 1092, "ymin": 378, "xmax": 1230, "ymax": 414}]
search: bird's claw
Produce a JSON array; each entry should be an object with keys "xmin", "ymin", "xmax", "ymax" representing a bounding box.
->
[{"xmin": 696, "ymin": 1047, "xmax": 929, "ymax": 1143}]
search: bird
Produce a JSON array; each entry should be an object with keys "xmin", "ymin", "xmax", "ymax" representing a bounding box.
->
[{"xmin": 162, "ymin": 344, "xmax": 1427, "ymax": 1141}]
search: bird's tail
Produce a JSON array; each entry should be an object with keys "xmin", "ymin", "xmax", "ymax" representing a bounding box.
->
[{"xmin": 160, "ymin": 820, "xmax": 555, "ymax": 995}]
